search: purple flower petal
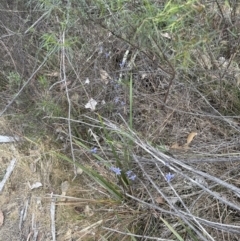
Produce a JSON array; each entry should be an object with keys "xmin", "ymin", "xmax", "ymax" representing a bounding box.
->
[
  {"xmin": 126, "ymin": 170, "xmax": 132, "ymax": 176},
  {"xmin": 90, "ymin": 147, "xmax": 97, "ymax": 154},
  {"xmin": 165, "ymin": 172, "xmax": 174, "ymax": 182},
  {"xmin": 129, "ymin": 174, "xmax": 136, "ymax": 181},
  {"xmin": 110, "ymin": 166, "xmax": 121, "ymax": 175},
  {"xmin": 126, "ymin": 170, "xmax": 136, "ymax": 181}
]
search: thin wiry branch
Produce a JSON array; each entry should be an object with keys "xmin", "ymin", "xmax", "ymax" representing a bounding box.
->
[
  {"xmin": 60, "ymin": 26, "xmax": 76, "ymax": 175},
  {"xmin": 102, "ymin": 226, "xmax": 176, "ymax": 241}
]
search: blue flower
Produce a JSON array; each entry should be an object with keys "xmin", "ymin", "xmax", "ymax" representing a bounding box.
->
[
  {"xmin": 110, "ymin": 166, "xmax": 121, "ymax": 175},
  {"xmin": 90, "ymin": 147, "xmax": 97, "ymax": 154},
  {"xmin": 165, "ymin": 173, "xmax": 174, "ymax": 182},
  {"xmin": 129, "ymin": 174, "xmax": 136, "ymax": 180},
  {"xmin": 126, "ymin": 170, "xmax": 136, "ymax": 181},
  {"xmin": 126, "ymin": 170, "xmax": 132, "ymax": 176}
]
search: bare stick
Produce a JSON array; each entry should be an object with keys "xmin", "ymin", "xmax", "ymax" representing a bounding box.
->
[
  {"xmin": 0, "ymin": 158, "xmax": 17, "ymax": 193},
  {"xmin": 60, "ymin": 19, "xmax": 76, "ymax": 175},
  {"xmin": 102, "ymin": 227, "xmax": 175, "ymax": 241},
  {"xmin": 50, "ymin": 196, "xmax": 56, "ymax": 241}
]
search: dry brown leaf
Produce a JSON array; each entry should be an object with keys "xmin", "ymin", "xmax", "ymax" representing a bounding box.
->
[
  {"xmin": 71, "ymin": 93, "xmax": 79, "ymax": 102},
  {"xmin": 84, "ymin": 205, "xmax": 94, "ymax": 217},
  {"xmin": 63, "ymin": 228, "xmax": 72, "ymax": 240},
  {"xmin": 160, "ymin": 32, "xmax": 171, "ymax": 39},
  {"xmin": 170, "ymin": 143, "xmax": 182, "ymax": 150},
  {"xmin": 155, "ymin": 196, "xmax": 165, "ymax": 204},
  {"xmin": 236, "ymin": 73, "xmax": 240, "ymax": 86},
  {"xmin": 141, "ymin": 73, "xmax": 148, "ymax": 79},
  {"xmin": 100, "ymin": 69, "xmax": 111, "ymax": 84},
  {"xmin": 60, "ymin": 80, "xmax": 71, "ymax": 91},
  {"xmin": 182, "ymin": 143, "xmax": 190, "ymax": 150},
  {"xmin": 76, "ymin": 167, "xmax": 83, "ymax": 175},
  {"xmin": 45, "ymin": 71, "xmax": 59, "ymax": 77},
  {"xmin": 186, "ymin": 132, "xmax": 198, "ymax": 145},
  {"xmin": 85, "ymin": 98, "xmax": 97, "ymax": 111},
  {"xmin": 192, "ymin": 3, "xmax": 205, "ymax": 12},
  {"xmin": 0, "ymin": 210, "xmax": 4, "ymax": 226},
  {"xmin": 30, "ymin": 182, "xmax": 42, "ymax": 190},
  {"xmin": 61, "ymin": 181, "xmax": 69, "ymax": 196}
]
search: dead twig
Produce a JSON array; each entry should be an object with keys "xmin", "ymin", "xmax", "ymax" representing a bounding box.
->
[{"xmin": 0, "ymin": 158, "xmax": 17, "ymax": 193}]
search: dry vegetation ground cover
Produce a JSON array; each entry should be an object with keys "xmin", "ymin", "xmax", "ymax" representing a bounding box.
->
[{"xmin": 1, "ymin": 0, "xmax": 240, "ymax": 240}]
